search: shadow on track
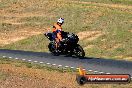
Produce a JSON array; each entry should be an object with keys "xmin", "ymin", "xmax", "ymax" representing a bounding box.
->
[{"xmin": 0, "ymin": 49, "xmax": 132, "ymax": 69}]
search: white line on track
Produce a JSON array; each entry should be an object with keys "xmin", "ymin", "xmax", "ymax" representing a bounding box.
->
[
  {"xmin": 94, "ymin": 71, "xmax": 98, "ymax": 73},
  {"xmin": 106, "ymin": 73, "xmax": 111, "ymax": 74},
  {"xmin": 65, "ymin": 66, "xmax": 69, "ymax": 68},
  {"xmin": 15, "ymin": 58, "xmax": 18, "ymax": 59},
  {"xmin": 83, "ymin": 69, "xmax": 86, "ymax": 70},
  {"xmin": 39, "ymin": 62, "xmax": 44, "ymax": 64},
  {"xmin": 52, "ymin": 64, "xmax": 56, "ymax": 66},
  {"xmin": 1, "ymin": 55, "xmax": 113, "ymax": 75},
  {"xmin": 28, "ymin": 60, "xmax": 32, "ymax": 62},
  {"xmin": 58, "ymin": 65, "xmax": 62, "ymax": 67},
  {"xmin": 34, "ymin": 61, "xmax": 38, "ymax": 63},
  {"xmin": 46, "ymin": 63, "xmax": 51, "ymax": 65},
  {"xmin": 9, "ymin": 57, "xmax": 12, "ymax": 58},
  {"xmin": 88, "ymin": 70, "xmax": 93, "ymax": 72},
  {"xmin": 70, "ymin": 67, "xmax": 74, "ymax": 69},
  {"xmin": 99, "ymin": 72, "xmax": 104, "ymax": 74},
  {"xmin": 3, "ymin": 56, "xmax": 6, "ymax": 58}
]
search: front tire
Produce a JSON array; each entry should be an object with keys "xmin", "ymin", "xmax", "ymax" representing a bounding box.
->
[{"xmin": 74, "ymin": 44, "xmax": 85, "ymax": 58}]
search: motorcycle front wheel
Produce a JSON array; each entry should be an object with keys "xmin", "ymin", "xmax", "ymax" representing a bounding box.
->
[{"xmin": 74, "ymin": 44, "xmax": 85, "ymax": 58}]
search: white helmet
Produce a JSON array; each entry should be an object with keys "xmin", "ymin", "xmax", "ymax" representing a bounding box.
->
[{"xmin": 57, "ymin": 18, "xmax": 64, "ymax": 24}]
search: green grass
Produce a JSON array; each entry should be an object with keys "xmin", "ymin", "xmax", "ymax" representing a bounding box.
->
[
  {"xmin": 1, "ymin": 34, "xmax": 49, "ymax": 52},
  {"xmin": 0, "ymin": 72, "xmax": 9, "ymax": 80},
  {"xmin": 0, "ymin": 58, "xmax": 11, "ymax": 80},
  {"xmin": 72, "ymin": 0, "xmax": 132, "ymax": 5},
  {"xmin": 0, "ymin": 0, "xmax": 132, "ymax": 60},
  {"xmin": 0, "ymin": 58, "xmax": 77, "ymax": 73}
]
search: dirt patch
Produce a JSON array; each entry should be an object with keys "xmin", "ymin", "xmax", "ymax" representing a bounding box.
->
[
  {"xmin": 77, "ymin": 31, "xmax": 103, "ymax": 41},
  {"xmin": 114, "ymin": 56, "xmax": 132, "ymax": 61},
  {"xmin": 72, "ymin": 1, "xmax": 132, "ymax": 10},
  {"xmin": 83, "ymin": 11, "xmax": 103, "ymax": 24},
  {"xmin": 0, "ymin": 65, "xmax": 77, "ymax": 88},
  {"xmin": 111, "ymin": 44, "xmax": 121, "ymax": 49},
  {"xmin": 108, "ymin": 44, "xmax": 121, "ymax": 50},
  {"xmin": 114, "ymin": 55, "xmax": 124, "ymax": 59},
  {"xmin": 125, "ymin": 57, "xmax": 132, "ymax": 60},
  {"xmin": 1, "ymin": 12, "xmax": 48, "ymax": 19},
  {"xmin": 0, "ymin": 64, "xmax": 89, "ymax": 88},
  {"xmin": 128, "ymin": 30, "xmax": 132, "ymax": 32},
  {"xmin": 0, "ymin": 0, "xmax": 54, "ymax": 47},
  {"xmin": 84, "ymin": 45, "xmax": 94, "ymax": 50},
  {"xmin": 0, "ymin": 28, "xmax": 46, "ymax": 46}
]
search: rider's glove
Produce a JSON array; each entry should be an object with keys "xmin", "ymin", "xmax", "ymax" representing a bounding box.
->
[{"xmin": 61, "ymin": 38, "xmax": 66, "ymax": 43}]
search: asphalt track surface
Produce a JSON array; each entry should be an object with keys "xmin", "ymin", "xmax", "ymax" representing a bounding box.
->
[{"xmin": 0, "ymin": 49, "xmax": 132, "ymax": 77}]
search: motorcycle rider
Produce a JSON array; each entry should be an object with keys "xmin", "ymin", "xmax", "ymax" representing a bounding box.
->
[
  {"xmin": 48, "ymin": 18, "xmax": 64, "ymax": 50},
  {"xmin": 45, "ymin": 18, "xmax": 85, "ymax": 57}
]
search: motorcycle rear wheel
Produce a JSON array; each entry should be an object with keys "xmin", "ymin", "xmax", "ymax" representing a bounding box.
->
[{"xmin": 48, "ymin": 42, "xmax": 60, "ymax": 56}]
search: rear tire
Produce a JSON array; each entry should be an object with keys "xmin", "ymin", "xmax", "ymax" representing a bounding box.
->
[
  {"xmin": 48, "ymin": 42, "xmax": 60, "ymax": 56},
  {"xmin": 65, "ymin": 50, "xmax": 73, "ymax": 57}
]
